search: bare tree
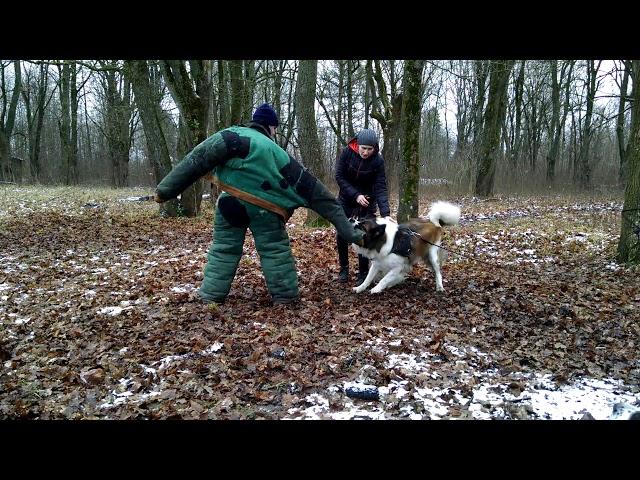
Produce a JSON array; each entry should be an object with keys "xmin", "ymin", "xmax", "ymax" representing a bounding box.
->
[
  {"xmin": 97, "ymin": 61, "xmax": 134, "ymax": 187},
  {"xmin": 509, "ymin": 60, "xmax": 526, "ymax": 166},
  {"xmin": 616, "ymin": 60, "xmax": 631, "ymax": 185},
  {"xmin": 20, "ymin": 62, "xmax": 55, "ymax": 182},
  {"xmin": 617, "ymin": 59, "xmax": 640, "ymax": 264},
  {"xmin": 0, "ymin": 60, "xmax": 22, "ymax": 181},
  {"xmin": 471, "ymin": 61, "xmax": 490, "ymax": 144},
  {"xmin": 242, "ymin": 60, "xmax": 256, "ymax": 121},
  {"xmin": 229, "ymin": 60, "xmax": 244, "ymax": 125},
  {"xmin": 367, "ymin": 60, "xmax": 404, "ymax": 186},
  {"xmin": 294, "ymin": 60, "xmax": 327, "ymax": 227},
  {"xmin": 398, "ymin": 60, "xmax": 425, "ymax": 222},
  {"xmin": 55, "ymin": 61, "xmax": 91, "ymax": 185},
  {"xmin": 160, "ymin": 60, "xmax": 213, "ymax": 216},
  {"xmin": 57, "ymin": 61, "xmax": 76, "ymax": 184},
  {"xmin": 546, "ymin": 60, "xmax": 575, "ymax": 184},
  {"xmin": 346, "ymin": 60, "xmax": 356, "ymax": 139},
  {"xmin": 279, "ymin": 61, "xmax": 298, "ymax": 151},
  {"xmin": 451, "ymin": 61, "xmax": 474, "ymax": 164},
  {"xmin": 576, "ymin": 60, "xmax": 603, "ymax": 189},
  {"xmin": 317, "ymin": 60, "xmax": 349, "ymax": 160},
  {"xmin": 217, "ymin": 60, "xmax": 230, "ymax": 129},
  {"xmin": 475, "ymin": 60, "xmax": 514, "ymax": 197},
  {"xmin": 125, "ymin": 60, "xmax": 177, "ymax": 216}
]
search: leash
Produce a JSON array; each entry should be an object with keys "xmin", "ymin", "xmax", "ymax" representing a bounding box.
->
[{"xmin": 412, "ymin": 228, "xmax": 632, "ymax": 286}]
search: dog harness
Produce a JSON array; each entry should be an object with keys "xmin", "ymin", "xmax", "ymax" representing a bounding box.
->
[{"xmin": 390, "ymin": 225, "xmax": 416, "ymax": 258}]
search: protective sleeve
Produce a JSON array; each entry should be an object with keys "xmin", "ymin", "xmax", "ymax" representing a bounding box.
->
[
  {"xmin": 308, "ymin": 179, "xmax": 364, "ymax": 244},
  {"xmin": 155, "ymin": 131, "xmax": 238, "ymax": 201}
]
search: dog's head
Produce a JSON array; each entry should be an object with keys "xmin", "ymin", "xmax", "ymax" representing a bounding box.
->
[{"xmin": 351, "ymin": 216, "xmax": 387, "ymax": 252}]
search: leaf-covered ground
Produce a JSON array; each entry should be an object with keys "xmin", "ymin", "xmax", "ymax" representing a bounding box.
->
[{"xmin": 1, "ymin": 186, "xmax": 639, "ymax": 420}]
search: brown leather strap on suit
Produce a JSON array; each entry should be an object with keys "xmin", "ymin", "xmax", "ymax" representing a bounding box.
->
[{"xmin": 204, "ymin": 174, "xmax": 291, "ymax": 222}]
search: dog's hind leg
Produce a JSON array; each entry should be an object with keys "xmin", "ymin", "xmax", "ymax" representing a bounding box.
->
[
  {"xmin": 428, "ymin": 245, "xmax": 444, "ymax": 292},
  {"xmin": 353, "ymin": 262, "xmax": 380, "ymax": 293},
  {"xmin": 370, "ymin": 267, "xmax": 406, "ymax": 294}
]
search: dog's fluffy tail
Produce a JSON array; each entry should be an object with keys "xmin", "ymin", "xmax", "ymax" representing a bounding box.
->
[{"xmin": 427, "ymin": 201, "xmax": 461, "ymax": 227}]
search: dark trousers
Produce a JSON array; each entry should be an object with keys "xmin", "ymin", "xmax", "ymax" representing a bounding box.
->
[
  {"xmin": 336, "ymin": 198, "xmax": 373, "ymax": 276},
  {"xmin": 337, "ymin": 233, "xmax": 369, "ymax": 274}
]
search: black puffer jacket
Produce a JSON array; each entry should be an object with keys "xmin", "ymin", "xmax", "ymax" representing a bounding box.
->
[{"xmin": 335, "ymin": 137, "xmax": 390, "ymax": 217}]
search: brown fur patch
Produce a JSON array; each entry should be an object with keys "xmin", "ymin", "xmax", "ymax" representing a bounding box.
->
[{"xmin": 405, "ymin": 218, "xmax": 443, "ymax": 260}]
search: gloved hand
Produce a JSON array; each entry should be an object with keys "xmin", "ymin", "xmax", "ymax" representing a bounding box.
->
[{"xmin": 154, "ymin": 191, "xmax": 165, "ymax": 203}]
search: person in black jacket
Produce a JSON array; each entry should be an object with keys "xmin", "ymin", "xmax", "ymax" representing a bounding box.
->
[{"xmin": 335, "ymin": 128, "xmax": 391, "ymax": 285}]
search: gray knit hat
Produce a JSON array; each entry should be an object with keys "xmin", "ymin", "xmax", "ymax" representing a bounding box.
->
[{"xmin": 356, "ymin": 128, "xmax": 378, "ymax": 147}]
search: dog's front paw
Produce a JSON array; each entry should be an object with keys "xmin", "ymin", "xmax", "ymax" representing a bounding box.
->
[
  {"xmin": 353, "ymin": 286, "xmax": 365, "ymax": 294},
  {"xmin": 370, "ymin": 286, "xmax": 383, "ymax": 294},
  {"xmin": 436, "ymin": 286, "xmax": 445, "ymax": 293}
]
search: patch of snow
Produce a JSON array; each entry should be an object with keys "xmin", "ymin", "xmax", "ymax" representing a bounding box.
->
[
  {"xmin": 286, "ymin": 338, "xmax": 639, "ymax": 420},
  {"xmin": 98, "ymin": 306, "xmax": 132, "ymax": 316}
]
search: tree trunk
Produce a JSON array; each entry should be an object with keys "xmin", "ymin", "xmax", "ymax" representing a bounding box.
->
[
  {"xmin": 384, "ymin": 93, "xmax": 404, "ymax": 189},
  {"xmin": 281, "ymin": 61, "xmax": 298, "ymax": 151},
  {"xmin": 273, "ymin": 60, "xmax": 285, "ymax": 121},
  {"xmin": 364, "ymin": 61, "xmax": 370, "ymax": 130},
  {"xmin": 366, "ymin": 60, "xmax": 402, "ymax": 185},
  {"xmin": 104, "ymin": 67, "xmax": 133, "ymax": 188},
  {"xmin": 452, "ymin": 61, "xmax": 473, "ymax": 166},
  {"xmin": 335, "ymin": 60, "xmax": 344, "ymax": 159},
  {"xmin": 546, "ymin": 60, "xmax": 561, "ymax": 184},
  {"xmin": 475, "ymin": 60, "xmax": 514, "ymax": 197},
  {"xmin": 526, "ymin": 94, "xmax": 539, "ymax": 172},
  {"xmin": 22, "ymin": 63, "xmax": 50, "ymax": 182},
  {"xmin": 617, "ymin": 59, "xmax": 640, "ymax": 265},
  {"xmin": 472, "ymin": 60, "xmax": 490, "ymax": 145},
  {"xmin": 229, "ymin": 60, "xmax": 244, "ymax": 125},
  {"xmin": 295, "ymin": 60, "xmax": 327, "ymax": 227},
  {"xmin": 217, "ymin": 60, "xmax": 230, "ymax": 129},
  {"xmin": 617, "ymin": 60, "xmax": 630, "ymax": 186},
  {"xmin": 512, "ymin": 60, "xmax": 526, "ymax": 166},
  {"xmin": 346, "ymin": 60, "xmax": 355, "ymax": 138},
  {"xmin": 242, "ymin": 60, "xmax": 256, "ymax": 121},
  {"xmin": 58, "ymin": 62, "xmax": 72, "ymax": 184},
  {"xmin": 82, "ymin": 80, "xmax": 93, "ymax": 183},
  {"xmin": 577, "ymin": 60, "xmax": 600, "ymax": 189},
  {"xmin": 70, "ymin": 62, "xmax": 79, "ymax": 184},
  {"xmin": 125, "ymin": 60, "xmax": 177, "ymax": 216},
  {"xmin": 397, "ymin": 60, "xmax": 424, "ymax": 222},
  {"xmin": 160, "ymin": 60, "xmax": 212, "ymax": 216},
  {"xmin": 0, "ymin": 61, "xmax": 22, "ymax": 181}
]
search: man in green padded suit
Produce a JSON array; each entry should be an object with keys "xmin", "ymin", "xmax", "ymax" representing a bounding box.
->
[{"xmin": 154, "ymin": 103, "xmax": 364, "ymax": 306}]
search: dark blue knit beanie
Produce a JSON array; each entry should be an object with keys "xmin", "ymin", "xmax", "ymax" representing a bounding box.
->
[
  {"xmin": 356, "ymin": 128, "xmax": 378, "ymax": 147},
  {"xmin": 252, "ymin": 103, "xmax": 279, "ymax": 127}
]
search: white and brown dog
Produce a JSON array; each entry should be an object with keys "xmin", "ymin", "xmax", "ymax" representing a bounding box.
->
[{"xmin": 352, "ymin": 201, "xmax": 461, "ymax": 294}]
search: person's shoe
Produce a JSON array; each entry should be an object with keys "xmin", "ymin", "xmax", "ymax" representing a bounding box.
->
[
  {"xmin": 338, "ymin": 267, "xmax": 349, "ymax": 283},
  {"xmin": 198, "ymin": 292, "xmax": 225, "ymax": 305},
  {"xmin": 355, "ymin": 272, "xmax": 368, "ymax": 287},
  {"xmin": 272, "ymin": 297, "xmax": 299, "ymax": 307}
]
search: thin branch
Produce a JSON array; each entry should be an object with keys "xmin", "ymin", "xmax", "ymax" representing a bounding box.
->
[{"xmin": 316, "ymin": 92, "xmax": 348, "ymax": 147}]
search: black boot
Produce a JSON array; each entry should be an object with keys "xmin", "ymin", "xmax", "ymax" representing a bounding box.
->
[{"xmin": 338, "ymin": 266, "xmax": 349, "ymax": 283}]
